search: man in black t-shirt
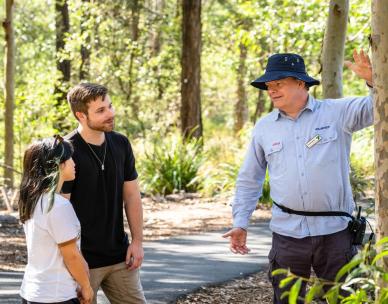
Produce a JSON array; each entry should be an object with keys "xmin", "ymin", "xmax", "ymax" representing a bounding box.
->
[{"xmin": 62, "ymin": 83, "xmax": 146, "ymax": 304}]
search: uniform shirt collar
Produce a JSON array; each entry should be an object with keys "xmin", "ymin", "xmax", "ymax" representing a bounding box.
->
[{"xmin": 272, "ymin": 95, "xmax": 317, "ymax": 121}]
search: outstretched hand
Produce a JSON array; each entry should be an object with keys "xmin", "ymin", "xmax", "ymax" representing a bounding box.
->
[
  {"xmin": 344, "ymin": 49, "xmax": 373, "ymax": 86},
  {"xmin": 222, "ymin": 227, "xmax": 250, "ymax": 255}
]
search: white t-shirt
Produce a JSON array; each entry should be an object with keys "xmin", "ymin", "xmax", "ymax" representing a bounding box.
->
[{"xmin": 20, "ymin": 193, "xmax": 81, "ymax": 302}]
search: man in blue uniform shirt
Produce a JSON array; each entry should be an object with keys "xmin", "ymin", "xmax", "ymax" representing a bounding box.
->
[{"xmin": 223, "ymin": 50, "xmax": 373, "ymax": 303}]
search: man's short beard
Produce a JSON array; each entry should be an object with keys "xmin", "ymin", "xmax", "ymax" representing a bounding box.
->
[{"xmin": 86, "ymin": 117, "xmax": 115, "ymax": 132}]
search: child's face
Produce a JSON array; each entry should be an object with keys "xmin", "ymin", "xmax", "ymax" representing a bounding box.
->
[{"xmin": 60, "ymin": 157, "xmax": 76, "ymax": 181}]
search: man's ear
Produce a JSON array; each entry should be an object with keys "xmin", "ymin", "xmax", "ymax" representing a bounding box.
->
[
  {"xmin": 75, "ymin": 111, "xmax": 86, "ymax": 121},
  {"xmin": 298, "ymin": 80, "xmax": 307, "ymax": 90}
]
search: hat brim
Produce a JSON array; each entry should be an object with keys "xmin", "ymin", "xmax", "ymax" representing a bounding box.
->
[{"xmin": 251, "ymin": 71, "xmax": 320, "ymax": 90}]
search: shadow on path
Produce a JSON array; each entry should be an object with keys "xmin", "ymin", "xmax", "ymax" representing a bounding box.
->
[{"xmin": 0, "ymin": 221, "xmax": 272, "ymax": 304}]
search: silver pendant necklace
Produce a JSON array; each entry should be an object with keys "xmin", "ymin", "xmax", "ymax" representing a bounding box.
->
[
  {"xmin": 87, "ymin": 141, "xmax": 107, "ymax": 171},
  {"xmin": 78, "ymin": 131, "xmax": 107, "ymax": 171}
]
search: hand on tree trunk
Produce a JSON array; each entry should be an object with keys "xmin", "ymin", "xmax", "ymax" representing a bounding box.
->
[{"xmin": 344, "ymin": 49, "xmax": 373, "ymax": 86}]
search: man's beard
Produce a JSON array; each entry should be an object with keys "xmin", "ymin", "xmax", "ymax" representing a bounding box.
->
[{"xmin": 86, "ymin": 117, "xmax": 115, "ymax": 132}]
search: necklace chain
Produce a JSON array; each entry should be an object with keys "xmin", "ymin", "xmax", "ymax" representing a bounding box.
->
[
  {"xmin": 78, "ymin": 131, "xmax": 107, "ymax": 171},
  {"xmin": 86, "ymin": 141, "xmax": 107, "ymax": 171}
]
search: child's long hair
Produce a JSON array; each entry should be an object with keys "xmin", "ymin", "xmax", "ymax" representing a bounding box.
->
[{"xmin": 18, "ymin": 136, "xmax": 73, "ymax": 223}]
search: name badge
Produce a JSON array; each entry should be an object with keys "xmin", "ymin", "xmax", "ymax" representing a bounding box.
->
[{"xmin": 305, "ymin": 134, "xmax": 321, "ymax": 148}]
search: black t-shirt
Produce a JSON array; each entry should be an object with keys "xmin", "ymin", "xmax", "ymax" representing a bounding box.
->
[{"xmin": 62, "ymin": 130, "xmax": 138, "ymax": 268}]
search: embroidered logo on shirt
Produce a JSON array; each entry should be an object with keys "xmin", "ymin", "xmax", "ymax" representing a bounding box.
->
[
  {"xmin": 315, "ymin": 125, "xmax": 330, "ymax": 131},
  {"xmin": 272, "ymin": 142, "xmax": 281, "ymax": 146}
]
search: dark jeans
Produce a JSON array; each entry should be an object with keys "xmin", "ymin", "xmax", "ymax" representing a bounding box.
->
[
  {"xmin": 268, "ymin": 228, "xmax": 357, "ymax": 304},
  {"xmin": 21, "ymin": 298, "xmax": 80, "ymax": 304}
]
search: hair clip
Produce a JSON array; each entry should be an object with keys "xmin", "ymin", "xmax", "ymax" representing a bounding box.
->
[{"xmin": 53, "ymin": 134, "xmax": 64, "ymax": 147}]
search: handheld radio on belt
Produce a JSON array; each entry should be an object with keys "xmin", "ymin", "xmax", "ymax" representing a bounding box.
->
[{"xmin": 272, "ymin": 202, "xmax": 373, "ymax": 246}]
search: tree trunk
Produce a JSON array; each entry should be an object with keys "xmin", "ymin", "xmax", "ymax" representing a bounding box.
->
[
  {"xmin": 371, "ymin": 0, "xmax": 388, "ymax": 272},
  {"xmin": 80, "ymin": 0, "xmax": 91, "ymax": 81},
  {"xmin": 55, "ymin": 0, "xmax": 70, "ymax": 102},
  {"xmin": 109, "ymin": 1, "xmax": 142, "ymax": 123},
  {"xmin": 321, "ymin": 0, "xmax": 349, "ymax": 99},
  {"xmin": 127, "ymin": 0, "xmax": 141, "ymax": 120},
  {"xmin": 234, "ymin": 41, "xmax": 248, "ymax": 133},
  {"xmin": 150, "ymin": 0, "xmax": 165, "ymax": 100},
  {"xmin": 2, "ymin": 0, "xmax": 15, "ymax": 188},
  {"xmin": 268, "ymin": 99, "xmax": 274, "ymax": 112},
  {"xmin": 181, "ymin": 0, "xmax": 202, "ymax": 139},
  {"xmin": 150, "ymin": 0, "xmax": 165, "ymax": 57},
  {"xmin": 252, "ymin": 89, "xmax": 265, "ymax": 123}
]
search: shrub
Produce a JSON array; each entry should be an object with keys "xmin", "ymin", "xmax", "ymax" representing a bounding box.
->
[
  {"xmin": 350, "ymin": 155, "xmax": 374, "ymax": 203},
  {"xmin": 200, "ymin": 161, "xmax": 240, "ymax": 195},
  {"xmin": 139, "ymin": 133, "xmax": 204, "ymax": 195},
  {"xmin": 199, "ymin": 158, "xmax": 272, "ymax": 205},
  {"xmin": 199, "ymin": 129, "xmax": 272, "ymax": 205}
]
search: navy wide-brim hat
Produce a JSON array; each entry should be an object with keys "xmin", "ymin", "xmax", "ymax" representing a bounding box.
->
[{"xmin": 251, "ymin": 53, "xmax": 320, "ymax": 90}]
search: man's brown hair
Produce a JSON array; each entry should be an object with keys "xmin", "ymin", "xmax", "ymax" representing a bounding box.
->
[{"xmin": 67, "ymin": 83, "xmax": 108, "ymax": 120}]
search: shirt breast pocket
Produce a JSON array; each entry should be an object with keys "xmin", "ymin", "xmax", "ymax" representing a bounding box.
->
[
  {"xmin": 265, "ymin": 142, "xmax": 286, "ymax": 177},
  {"xmin": 309, "ymin": 131, "xmax": 338, "ymax": 166}
]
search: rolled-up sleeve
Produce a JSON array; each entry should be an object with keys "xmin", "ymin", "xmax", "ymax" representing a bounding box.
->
[{"xmin": 233, "ymin": 125, "xmax": 267, "ymax": 229}]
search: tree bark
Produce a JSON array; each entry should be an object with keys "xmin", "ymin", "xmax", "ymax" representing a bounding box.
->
[
  {"xmin": 3, "ymin": 0, "xmax": 15, "ymax": 188},
  {"xmin": 55, "ymin": 0, "xmax": 70, "ymax": 102},
  {"xmin": 80, "ymin": 0, "xmax": 91, "ymax": 81},
  {"xmin": 127, "ymin": 0, "xmax": 141, "ymax": 120},
  {"xmin": 108, "ymin": 1, "xmax": 142, "ymax": 123},
  {"xmin": 252, "ymin": 89, "xmax": 265, "ymax": 123},
  {"xmin": 268, "ymin": 99, "xmax": 274, "ymax": 112},
  {"xmin": 150, "ymin": 0, "xmax": 165, "ymax": 100},
  {"xmin": 150, "ymin": 0, "xmax": 165, "ymax": 57},
  {"xmin": 371, "ymin": 0, "xmax": 388, "ymax": 272},
  {"xmin": 234, "ymin": 41, "xmax": 248, "ymax": 133},
  {"xmin": 181, "ymin": 0, "xmax": 202, "ymax": 139},
  {"xmin": 321, "ymin": 0, "xmax": 349, "ymax": 99}
]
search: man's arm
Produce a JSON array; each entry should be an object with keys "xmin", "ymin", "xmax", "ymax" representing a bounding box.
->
[
  {"xmin": 223, "ymin": 125, "xmax": 267, "ymax": 254},
  {"xmin": 123, "ymin": 179, "xmax": 144, "ymax": 270}
]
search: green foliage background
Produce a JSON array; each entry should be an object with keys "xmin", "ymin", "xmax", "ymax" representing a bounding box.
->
[{"xmin": 0, "ymin": 0, "xmax": 374, "ymax": 196}]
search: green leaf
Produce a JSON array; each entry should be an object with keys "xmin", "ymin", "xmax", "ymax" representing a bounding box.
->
[
  {"xmin": 279, "ymin": 276, "xmax": 295, "ymax": 288},
  {"xmin": 376, "ymin": 237, "xmax": 388, "ymax": 246},
  {"xmin": 379, "ymin": 288, "xmax": 388, "ymax": 303},
  {"xmin": 271, "ymin": 268, "xmax": 289, "ymax": 276},
  {"xmin": 335, "ymin": 258, "xmax": 362, "ymax": 282},
  {"xmin": 288, "ymin": 278, "xmax": 302, "ymax": 304},
  {"xmin": 305, "ymin": 282, "xmax": 322, "ymax": 303},
  {"xmin": 372, "ymin": 250, "xmax": 388, "ymax": 265},
  {"xmin": 325, "ymin": 286, "xmax": 339, "ymax": 304},
  {"xmin": 280, "ymin": 291, "xmax": 290, "ymax": 300},
  {"xmin": 382, "ymin": 272, "xmax": 388, "ymax": 282}
]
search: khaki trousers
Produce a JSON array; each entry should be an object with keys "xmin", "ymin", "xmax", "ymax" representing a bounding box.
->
[{"xmin": 89, "ymin": 262, "xmax": 146, "ymax": 304}]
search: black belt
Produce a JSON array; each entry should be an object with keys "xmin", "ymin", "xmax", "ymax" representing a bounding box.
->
[
  {"xmin": 272, "ymin": 201, "xmax": 374, "ymax": 245},
  {"xmin": 272, "ymin": 201, "xmax": 354, "ymax": 219}
]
